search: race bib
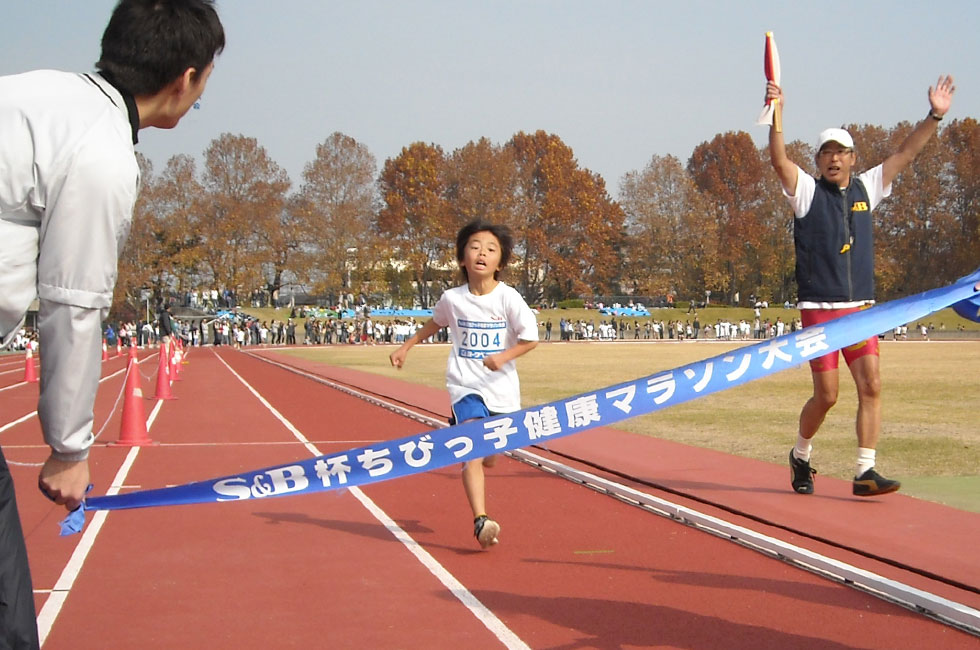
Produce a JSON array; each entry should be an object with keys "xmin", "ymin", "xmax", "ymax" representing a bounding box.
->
[{"xmin": 457, "ymin": 319, "xmax": 506, "ymax": 359}]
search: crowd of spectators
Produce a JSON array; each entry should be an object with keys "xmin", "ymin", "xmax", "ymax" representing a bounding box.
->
[
  {"xmin": 55, "ymin": 296, "xmax": 964, "ymax": 358},
  {"xmin": 548, "ymin": 314, "xmax": 803, "ymax": 342},
  {"xmin": 6, "ymin": 328, "xmax": 38, "ymax": 352},
  {"xmin": 224, "ymin": 316, "xmax": 451, "ymax": 348},
  {"xmin": 3, "ymin": 309, "xmax": 962, "ymax": 362},
  {"xmin": 88, "ymin": 309, "xmax": 971, "ymax": 353}
]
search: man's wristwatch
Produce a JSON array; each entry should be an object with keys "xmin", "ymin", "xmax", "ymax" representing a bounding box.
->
[{"xmin": 928, "ymin": 109, "xmax": 943, "ymax": 121}]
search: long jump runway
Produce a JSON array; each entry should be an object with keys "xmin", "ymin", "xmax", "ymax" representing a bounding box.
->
[{"xmin": 2, "ymin": 346, "xmax": 977, "ymax": 648}]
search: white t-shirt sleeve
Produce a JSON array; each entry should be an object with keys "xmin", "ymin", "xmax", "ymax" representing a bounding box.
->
[
  {"xmin": 783, "ymin": 164, "xmax": 816, "ymax": 218},
  {"xmin": 857, "ymin": 164, "xmax": 891, "ymax": 210},
  {"xmin": 431, "ymin": 293, "xmax": 451, "ymax": 328},
  {"xmin": 507, "ymin": 288, "xmax": 539, "ymax": 342}
]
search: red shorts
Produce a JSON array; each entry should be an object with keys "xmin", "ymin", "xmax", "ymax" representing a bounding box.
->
[{"xmin": 800, "ymin": 306, "xmax": 879, "ymax": 372}]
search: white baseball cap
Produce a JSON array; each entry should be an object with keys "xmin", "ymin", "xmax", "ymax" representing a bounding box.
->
[{"xmin": 816, "ymin": 127, "xmax": 854, "ymax": 151}]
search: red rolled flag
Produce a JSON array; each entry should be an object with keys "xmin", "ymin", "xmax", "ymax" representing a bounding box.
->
[{"xmin": 757, "ymin": 31, "xmax": 782, "ymax": 132}]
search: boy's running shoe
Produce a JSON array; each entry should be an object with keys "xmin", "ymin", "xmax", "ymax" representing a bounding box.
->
[
  {"xmin": 853, "ymin": 468, "xmax": 901, "ymax": 496},
  {"xmin": 474, "ymin": 515, "xmax": 500, "ymax": 548},
  {"xmin": 789, "ymin": 449, "xmax": 816, "ymax": 494}
]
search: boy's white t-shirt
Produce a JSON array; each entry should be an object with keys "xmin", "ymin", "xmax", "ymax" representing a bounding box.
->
[{"xmin": 432, "ymin": 281, "xmax": 538, "ymax": 413}]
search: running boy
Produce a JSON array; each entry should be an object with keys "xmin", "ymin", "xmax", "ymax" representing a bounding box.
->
[{"xmin": 390, "ymin": 220, "xmax": 539, "ymax": 548}]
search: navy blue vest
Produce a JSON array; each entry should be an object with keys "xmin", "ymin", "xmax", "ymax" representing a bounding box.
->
[{"xmin": 794, "ymin": 175, "xmax": 875, "ymax": 302}]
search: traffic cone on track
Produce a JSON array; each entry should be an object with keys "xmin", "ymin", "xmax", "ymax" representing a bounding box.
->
[
  {"xmin": 129, "ymin": 343, "xmax": 138, "ymax": 360},
  {"xmin": 102, "ymin": 340, "xmax": 109, "ymax": 361},
  {"xmin": 154, "ymin": 343, "xmax": 174, "ymax": 400},
  {"xmin": 111, "ymin": 356, "xmax": 155, "ymax": 446},
  {"xmin": 24, "ymin": 348, "xmax": 38, "ymax": 383},
  {"xmin": 116, "ymin": 340, "xmax": 122, "ymax": 356}
]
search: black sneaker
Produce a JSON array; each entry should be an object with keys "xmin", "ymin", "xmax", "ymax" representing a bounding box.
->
[
  {"xmin": 789, "ymin": 449, "xmax": 816, "ymax": 494},
  {"xmin": 473, "ymin": 515, "xmax": 500, "ymax": 548},
  {"xmin": 853, "ymin": 468, "xmax": 901, "ymax": 496}
]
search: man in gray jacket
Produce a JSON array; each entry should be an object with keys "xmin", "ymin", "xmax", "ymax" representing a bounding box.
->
[{"xmin": 0, "ymin": 2, "xmax": 224, "ymax": 646}]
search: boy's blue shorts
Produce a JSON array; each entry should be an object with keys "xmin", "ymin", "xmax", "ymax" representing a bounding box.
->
[{"xmin": 449, "ymin": 393, "xmax": 497, "ymax": 425}]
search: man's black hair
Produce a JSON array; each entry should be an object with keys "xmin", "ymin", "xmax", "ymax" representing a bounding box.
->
[
  {"xmin": 97, "ymin": 0, "xmax": 225, "ymax": 96},
  {"xmin": 455, "ymin": 219, "xmax": 514, "ymax": 281}
]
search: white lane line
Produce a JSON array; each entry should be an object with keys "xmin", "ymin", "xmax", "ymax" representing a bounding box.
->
[
  {"xmin": 216, "ymin": 352, "xmax": 530, "ymax": 650},
  {"xmin": 0, "ymin": 379, "xmax": 29, "ymax": 392},
  {"xmin": 0, "ymin": 367, "xmax": 29, "ymax": 379},
  {"xmin": 351, "ymin": 488, "xmax": 531, "ymax": 648},
  {"xmin": 36, "ymin": 399, "xmax": 165, "ymax": 645},
  {"xmin": 0, "ymin": 411, "xmax": 36, "ymax": 435}
]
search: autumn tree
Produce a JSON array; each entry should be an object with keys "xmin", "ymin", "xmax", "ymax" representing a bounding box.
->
[
  {"xmin": 376, "ymin": 142, "xmax": 453, "ymax": 308},
  {"xmin": 294, "ymin": 132, "xmax": 379, "ymax": 305},
  {"xmin": 113, "ymin": 154, "xmax": 159, "ymax": 320},
  {"xmin": 198, "ymin": 133, "xmax": 290, "ymax": 303},
  {"xmin": 557, "ymin": 169, "xmax": 625, "ymax": 298},
  {"xmin": 688, "ymin": 131, "xmax": 774, "ymax": 303},
  {"xmin": 254, "ymin": 198, "xmax": 306, "ymax": 307},
  {"xmin": 114, "ymin": 153, "xmax": 207, "ymax": 319},
  {"xmin": 942, "ymin": 118, "xmax": 980, "ymax": 280},
  {"xmin": 151, "ymin": 155, "xmax": 210, "ymax": 291},
  {"xmin": 854, "ymin": 122, "xmax": 949, "ymax": 297},
  {"xmin": 445, "ymin": 137, "xmax": 519, "ymax": 227},
  {"xmin": 507, "ymin": 131, "xmax": 624, "ymax": 301},
  {"xmin": 618, "ymin": 154, "xmax": 724, "ymax": 302},
  {"xmin": 441, "ymin": 138, "xmax": 522, "ymax": 295}
]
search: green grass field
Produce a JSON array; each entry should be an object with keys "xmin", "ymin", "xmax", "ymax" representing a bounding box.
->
[{"xmin": 274, "ymin": 339, "xmax": 980, "ymax": 513}]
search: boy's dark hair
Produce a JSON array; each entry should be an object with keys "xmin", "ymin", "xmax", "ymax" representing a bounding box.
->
[
  {"xmin": 455, "ymin": 219, "xmax": 513, "ymax": 281},
  {"xmin": 97, "ymin": 0, "xmax": 225, "ymax": 96}
]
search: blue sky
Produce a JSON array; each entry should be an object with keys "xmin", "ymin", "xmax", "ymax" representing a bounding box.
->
[{"xmin": 4, "ymin": 1, "xmax": 977, "ymax": 196}]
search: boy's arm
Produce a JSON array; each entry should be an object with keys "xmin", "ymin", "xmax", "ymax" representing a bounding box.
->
[
  {"xmin": 766, "ymin": 82, "xmax": 798, "ymax": 194},
  {"xmin": 881, "ymin": 75, "xmax": 955, "ymax": 188},
  {"xmin": 483, "ymin": 339, "xmax": 538, "ymax": 372},
  {"xmin": 389, "ymin": 319, "xmax": 442, "ymax": 368}
]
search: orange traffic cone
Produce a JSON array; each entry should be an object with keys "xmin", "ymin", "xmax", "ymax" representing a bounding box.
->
[
  {"xmin": 154, "ymin": 343, "xmax": 174, "ymax": 400},
  {"xmin": 129, "ymin": 343, "xmax": 138, "ymax": 360},
  {"xmin": 111, "ymin": 356, "xmax": 155, "ymax": 446},
  {"xmin": 102, "ymin": 339, "xmax": 109, "ymax": 361},
  {"xmin": 24, "ymin": 348, "xmax": 38, "ymax": 383},
  {"xmin": 116, "ymin": 340, "xmax": 122, "ymax": 356}
]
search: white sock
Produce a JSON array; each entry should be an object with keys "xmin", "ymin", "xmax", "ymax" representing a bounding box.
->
[
  {"xmin": 857, "ymin": 447, "xmax": 876, "ymax": 477},
  {"xmin": 793, "ymin": 435, "xmax": 812, "ymax": 462}
]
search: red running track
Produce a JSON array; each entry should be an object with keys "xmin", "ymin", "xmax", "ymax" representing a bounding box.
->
[{"xmin": 1, "ymin": 346, "xmax": 977, "ymax": 648}]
